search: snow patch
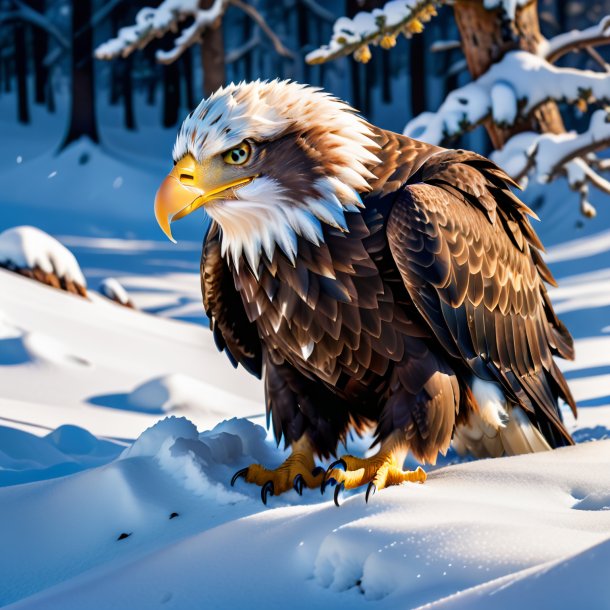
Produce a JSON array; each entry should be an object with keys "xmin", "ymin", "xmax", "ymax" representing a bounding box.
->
[
  {"xmin": 99, "ymin": 277, "xmax": 132, "ymax": 306},
  {"xmin": 0, "ymin": 226, "xmax": 85, "ymax": 287},
  {"xmin": 483, "ymin": 0, "xmax": 528, "ymax": 19},
  {"xmin": 126, "ymin": 373, "xmax": 251, "ymax": 415},
  {"xmin": 120, "ymin": 416, "xmax": 199, "ymax": 459}
]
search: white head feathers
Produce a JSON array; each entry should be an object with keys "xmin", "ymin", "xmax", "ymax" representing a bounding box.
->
[{"xmin": 172, "ymin": 80, "xmax": 381, "ymax": 271}]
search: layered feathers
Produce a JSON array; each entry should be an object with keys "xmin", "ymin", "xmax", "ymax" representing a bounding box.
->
[{"xmin": 191, "ymin": 81, "xmax": 575, "ymax": 460}]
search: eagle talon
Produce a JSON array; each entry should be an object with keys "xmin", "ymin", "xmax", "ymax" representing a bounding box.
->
[
  {"xmin": 293, "ymin": 474, "xmax": 304, "ymax": 495},
  {"xmin": 365, "ymin": 482, "xmax": 376, "ymax": 503},
  {"xmin": 334, "ymin": 482, "xmax": 344, "ymax": 507},
  {"xmin": 261, "ymin": 481, "xmax": 274, "ymax": 505},
  {"xmin": 326, "ymin": 459, "xmax": 347, "ymax": 475},
  {"xmin": 321, "ymin": 476, "xmax": 337, "ymax": 495},
  {"xmin": 231, "ymin": 467, "xmax": 249, "ymax": 487}
]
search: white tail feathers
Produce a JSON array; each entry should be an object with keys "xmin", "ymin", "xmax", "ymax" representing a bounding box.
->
[{"xmin": 453, "ymin": 378, "xmax": 552, "ymax": 458}]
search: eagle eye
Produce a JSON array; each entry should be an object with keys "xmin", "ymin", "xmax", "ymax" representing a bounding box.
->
[{"xmin": 223, "ymin": 141, "xmax": 251, "ymax": 166}]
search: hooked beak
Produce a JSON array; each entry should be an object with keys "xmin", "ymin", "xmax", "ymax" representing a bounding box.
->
[{"xmin": 154, "ymin": 154, "xmax": 256, "ymax": 242}]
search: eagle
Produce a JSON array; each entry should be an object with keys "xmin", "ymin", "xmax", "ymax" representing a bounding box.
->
[{"xmin": 154, "ymin": 80, "xmax": 576, "ymax": 505}]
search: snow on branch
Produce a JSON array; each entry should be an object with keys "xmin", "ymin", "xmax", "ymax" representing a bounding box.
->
[
  {"xmin": 95, "ymin": 0, "xmax": 292, "ymax": 65},
  {"xmin": 543, "ymin": 16, "xmax": 610, "ymax": 64},
  {"xmin": 305, "ymin": 0, "xmax": 441, "ymax": 65},
  {"xmin": 95, "ymin": 0, "xmax": 226, "ymax": 64},
  {"xmin": 404, "ymin": 50, "xmax": 610, "ymax": 145},
  {"xmin": 491, "ymin": 110, "xmax": 610, "ymax": 218}
]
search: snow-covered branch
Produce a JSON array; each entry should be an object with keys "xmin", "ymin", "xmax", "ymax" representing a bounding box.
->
[
  {"xmin": 491, "ymin": 110, "xmax": 610, "ymax": 218},
  {"xmin": 543, "ymin": 16, "xmax": 610, "ymax": 63},
  {"xmin": 404, "ymin": 51, "xmax": 610, "ymax": 144},
  {"xmin": 305, "ymin": 0, "xmax": 441, "ymax": 65},
  {"xmin": 95, "ymin": 0, "xmax": 227, "ymax": 64},
  {"xmin": 95, "ymin": 0, "xmax": 292, "ymax": 65}
]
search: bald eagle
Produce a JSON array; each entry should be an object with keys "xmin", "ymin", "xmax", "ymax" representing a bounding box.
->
[{"xmin": 155, "ymin": 80, "xmax": 576, "ymax": 505}]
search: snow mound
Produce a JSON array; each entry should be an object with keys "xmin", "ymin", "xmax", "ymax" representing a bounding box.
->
[
  {"xmin": 120, "ymin": 416, "xmax": 274, "ymax": 502},
  {"xmin": 0, "ymin": 325, "xmax": 89, "ymax": 368},
  {"xmin": 120, "ymin": 416, "xmax": 199, "ymax": 459},
  {"xmin": 127, "ymin": 373, "xmax": 250, "ymax": 416},
  {"xmin": 99, "ymin": 277, "xmax": 134, "ymax": 307},
  {"xmin": 0, "ymin": 226, "xmax": 86, "ymax": 286},
  {"xmin": 0, "ymin": 424, "xmax": 122, "ymax": 486}
]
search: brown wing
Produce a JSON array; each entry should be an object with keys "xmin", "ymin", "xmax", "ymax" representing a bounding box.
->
[
  {"xmin": 201, "ymin": 223, "xmax": 262, "ymax": 378},
  {"xmin": 386, "ymin": 149, "xmax": 576, "ymax": 448}
]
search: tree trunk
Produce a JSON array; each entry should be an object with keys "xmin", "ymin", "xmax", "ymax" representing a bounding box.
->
[
  {"xmin": 162, "ymin": 63, "xmax": 181, "ymax": 127},
  {"xmin": 28, "ymin": 0, "xmax": 48, "ymax": 105},
  {"xmin": 381, "ymin": 48, "xmax": 392, "ymax": 104},
  {"xmin": 61, "ymin": 0, "xmax": 99, "ymax": 149},
  {"xmin": 123, "ymin": 56, "xmax": 136, "ymax": 130},
  {"xmin": 298, "ymin": 0, "xmax": 310, "ymax": 84},
  {"xmin": 410, "ymin": 32, "xmax": 426, "ymax": 117},
  {"xmin": 454, "ymin": 0, "xmax": 564, "ymax": 148},
  {"xmin": 14, "ymin": 21, "xmax": 29, "ymax": 124},
  {"xmin": 200, "ymin": 0, "xmax": 225, "ymax": 95},
  {"xmin": 182, "ymin": 49, "xmax": 196, "ymax": 109},
  {"xmin": 241, "ymin": 10, "xmax": 252, "ymax": 81}
]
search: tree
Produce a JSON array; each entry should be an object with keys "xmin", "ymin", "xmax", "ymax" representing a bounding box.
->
[
  {"xmin": 308, "ymin": 0, "xmax": 610, "ymax": 217},
  {"xmin": 61, "ymin": 0, "xmax": 99, "ymax": 149},
  {"xmin": 95, "ymin": 0, "xmax": 294, "ymax": 97}
]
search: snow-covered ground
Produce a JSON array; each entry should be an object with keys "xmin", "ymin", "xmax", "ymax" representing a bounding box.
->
[{"xmin": 1, "ymin": 91, "xmax": 610, "ymax": 609}]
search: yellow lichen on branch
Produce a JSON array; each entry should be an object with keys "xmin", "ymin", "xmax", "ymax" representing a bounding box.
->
[{"xmin": 306, "ymin": 0, "xmax": 442, "ymax": 65}]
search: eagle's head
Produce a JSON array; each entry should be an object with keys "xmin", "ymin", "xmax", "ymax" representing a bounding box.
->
[{"xmin": 154, "ymin": 80, "xmax": 380, "ymax": 270}]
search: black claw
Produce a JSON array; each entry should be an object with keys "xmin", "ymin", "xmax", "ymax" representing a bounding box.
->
[
  {"xmin": 231, "ymin": 467, "xmax": 248, "ymax": 487},
  {"xmin": 261, "ymin": 481, "xmax": 274, "ymax": 505},
  {"xmin": 365, "ymin": 482, "xmax": 376, "ymax": 503},
  {"xmin": 293, "ymin": 474, "xmax": 304, "ymax": 495},
  {"xmin": 334, "ymin": 482, "xmax": 344, "ymax": 507},
  {"xmin": 321, "ymin": 477, "xmax": 337, "ymax": 495},
  {"xmin": 311, "ymin": 466, "xmax": 325, "ymax": 478},
  {"xmin": 326, "ymin": 459, "xmax": 347, "ymax": 476}
]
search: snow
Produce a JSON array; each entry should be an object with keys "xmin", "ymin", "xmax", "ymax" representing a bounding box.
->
[
  {"xmin": 0, "ymin": 414, "xmax": 608, "ymax": 609},
  {"xmin": 95, "ymin": 0, "xmax": 228, "ymax": 64},
  {"xmin": 404, "ymin": 50, "xmax": 610, "ymax": 144},
  {"xmin": 126, "ymin": 373, "xmax": 259, "ymax": 416},
  {"xmin": 483, "ymin": 0, "xmax": 528, "ymax": 19},
  {"xmin": 1, "ymin": 214, "xmax": 610, "ymax": 608},
  {"xmin": 492, "ymin": 110, "xmax": 610, "ymax": 185},
  {"xmin": 2, "ymin": 58, "xmax": 610, "ymax": 610},
  {"xmin": 0, "ymin": 268, "xmax": 262, "ymax": 438},
  {"xmin": 490, "ymin": 81, "xmax": 517, "ymax": 125},
  {"xmin": 306, "ymin": 0, "xmax": 429, "ymax": 64},
  {"xmin": 0, "ymin": 226, "xmax": 86, "ymax": 287},
  {"xmin": 541, "ymin": 15, "xmax": 610, "ymax": 61},
  {"xmin": 99, "ymin": 277, "xmax": 132, "ymax": 305}
]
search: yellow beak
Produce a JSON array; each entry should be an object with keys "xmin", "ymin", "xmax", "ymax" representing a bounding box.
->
[{"xmin": 154, "ymin": 154, "xmax": 256, "ymax": 242}]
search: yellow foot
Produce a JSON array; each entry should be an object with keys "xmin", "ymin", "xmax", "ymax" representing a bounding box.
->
[
  {"xmin": 230, "ymin": 437, "xmax": 324, "ymax": 504},
  {"xmin": 323, "ymin": 452, "xmax": 426, "ymax": 506}
]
